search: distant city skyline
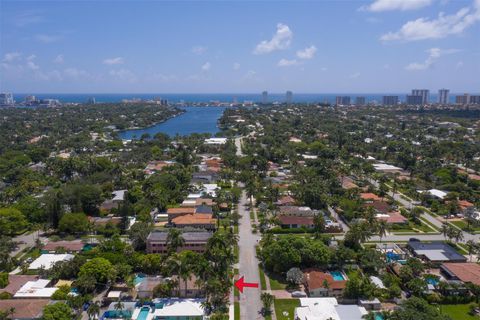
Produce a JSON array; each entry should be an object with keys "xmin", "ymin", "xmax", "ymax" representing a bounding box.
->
[{"xmin": 1, "ymin": 0, "xmax": 480, "ymax": 93}]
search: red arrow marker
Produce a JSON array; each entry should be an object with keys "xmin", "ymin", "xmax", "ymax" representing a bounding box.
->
[{"xmin": 235, "ymin": 276, "xmax": 259, "ymax": 293}]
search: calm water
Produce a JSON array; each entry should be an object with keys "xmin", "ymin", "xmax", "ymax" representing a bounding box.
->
[
  {"xmin": 119, "ymin": 106, "xmax": 228, "ymax": 139},
  {"xmin": 11, "ymin": 93, "xmax": 467, "ymax": 104}
]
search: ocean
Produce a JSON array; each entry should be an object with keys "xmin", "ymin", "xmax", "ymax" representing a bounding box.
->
[{"xmin": 10, "ymin": 93, "xmax": 463, "ymax": 104}]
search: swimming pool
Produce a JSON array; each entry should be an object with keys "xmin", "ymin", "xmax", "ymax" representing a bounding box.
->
[
  {"xmin": 426, "ymin": 277, "xmax": 439, "ymax": 286},
  {"xmin": 136, "ymin": 307, "xmax": 150, "ymax": 320},
  {"xmin": 375, "ymin": 313, "xmax": 384, "ymax": 320},
  {"xmin": 134, "ymin": 274, "xmax": 146, "ymax": 286},
  {"xmin": 330, "ymin": 271, "xmax": 346, "ymax": 281}
]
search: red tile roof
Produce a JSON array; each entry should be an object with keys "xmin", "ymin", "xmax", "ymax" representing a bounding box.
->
[
  {"xmin": 0, "ymin": 275, "xmax": 39, "ymax": 295},
  {"xmin": 278, "ymin": 215, "xmax": 314, "ymax": 226},
  {"xmin": 360, "ymin": 193, "xmax": 382, "ymax": 201},
  {"xmin": 442, "ymin": 263, "xmax": 480, "ymax": 286},
  {"xmin": 303, "ymin": 269, "xmax": 346, "ymax": 290},
  {"xmin": 377, "ymin": 211, "xmax": 408, "ymax": 224},
  {"xmin": 43, "ymin": 240, "xmax": 84, "ymax": 252},
  {"xmin": 172, "ymin": 214, "xmax": 216, "ymax": 226},
  {"xmin": 0, "ymin": 299, "xmax": 50, "ymax": 319}
]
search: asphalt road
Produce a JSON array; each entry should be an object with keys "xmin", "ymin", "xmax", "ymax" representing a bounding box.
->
[{"xmin": 237, "ymin": 190, "xmax": 263, "ymax": 320}]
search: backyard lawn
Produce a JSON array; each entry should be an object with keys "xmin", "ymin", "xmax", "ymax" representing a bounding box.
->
[
  {"xmin": 268, "ymin": 272, "xmax": 288, "ymax": 290},
  {"xmin": 274, "ymin": 299, "xmax": 300, "ymax": 320},
  {"xmin": 441, "ymin": 304, "xmax": 477, "ymax": 320}
]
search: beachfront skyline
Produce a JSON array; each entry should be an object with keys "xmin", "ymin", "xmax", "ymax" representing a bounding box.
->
[{"xmin": 1, "ymin": 0, "xmax": 480, "ymax": 93}]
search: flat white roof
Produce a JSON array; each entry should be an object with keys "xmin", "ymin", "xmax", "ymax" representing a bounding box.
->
[
  {"xmin": 29, "ymin": 254, "xmax": 74, "ymax": 270},
  {"xmin": 107, "ymin": 291, "xmax": 122, "ymax": 298},
  {"xmin": 204, "ymin": 138, "xmax": 227, "ymax": 144},
  {"xmin": 112, "ymin": 190, "xmax": 127, "ymax": 201},
  {"xmin": 373, "ymin": 163, "xmax": 402, "ymax": 171},
  {"xmin": 130, "ymin": 298, "xmax": 205, "ymax": 319},
  {"xmin": 295, "ymin": 298, "xmax": 367, "ymax": 320},
  {"xmin": 13, "ymin": 279, "xmax": 58, "ymax": 298}
]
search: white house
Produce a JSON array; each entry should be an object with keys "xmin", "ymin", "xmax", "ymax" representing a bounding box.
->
[
  {"xmin": 295, "ymin": 298, "xmax": 367, "ymax": 320},
  {"xmin": 29, "ymin": 254, "xmax": 74, "ymax": 270}
]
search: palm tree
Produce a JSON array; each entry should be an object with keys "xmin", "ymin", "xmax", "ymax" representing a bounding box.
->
[
  {"xmin": 87, "ymin": 302, "xmax": 100, "ymax": 320},
  {"xmin": 441, "ymin": 223, "xmax": 449, "ymax": 240},
  {"xmin": 114, "ymin": 299, "xmax": 124, "ymax": 318},
  {"xmin": 166, "ymin": 228, "xmax": 185, "ymax": 255},
  {"xmin": 260, "ymin": 292, "xmax": 274, "ymax": 315},
  {"xmin": 466, "ymin": 240, "xmax": 478, "ymax": 262},
  {"xmin": 378, "ymin": 220, "xmax": 388, "ymax": 244}
]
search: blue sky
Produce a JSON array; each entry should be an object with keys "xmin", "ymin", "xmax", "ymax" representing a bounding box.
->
[{"xmin": 1, "ymin": 0, "xmax": 479, "ymax": 93}]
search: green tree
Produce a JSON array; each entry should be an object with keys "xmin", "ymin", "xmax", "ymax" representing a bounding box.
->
[
  {"xmin": 78, "ymin": 257, "xmax": 116, "ymax": 287},
  {"xmin": 166, "ymin": 228, "xmax": 185, "ymax": 255},
  {"xmin": 58, "ymin": 212, "xmax": 90, "ymax": 235},
  {"xmin": 128, "ymin": 221, "xmax": 153, "ymax": 251},
  {"xmin": 42, "ymin": 302, "xmax": 74, "ymax": 320},
  {"xmin": 260, "ymin": 292, "xmax": 274, "ymax": 315},
  {"xmin": 87, "ymin": 301, "xmax": 100, "ymax": 320},
  {"xmin": 0, "ymin": 208, "xmax": 28, "ymax": 236}
]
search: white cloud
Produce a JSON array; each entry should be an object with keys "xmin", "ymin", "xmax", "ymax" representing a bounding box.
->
[
  {"xmin": 278, "ymin": 58, "xmax": 299, "ymax": 67},
  {"xmin": 349, "ymin": 72, "xmax": 361, "ymax": 79},
  {"xmin": 192, "ymin": 46, "xmax": 207, "ymax": 55},
  {"xmin": 456, "ymin": 61, "xmax": 464, "ymax": 68},
  {"xmin": 233, "ymin": 62, "xmax": 241, "ymax": 70},
  {"xmin": 381, "ymin": 1, "xmax": 480, "ymax": 41},
  {"xmin": 254, "ymin": 23, "xmax": 293, "ymax": 54},
  {"xmin": 26, "ymin": 55, "xmax": 39, "ymax": 70},
  {"xmin": 35, "ymin": 34, "xmax": 61, "ymax": 43},
  {"xmin": 2, "ymin": 52, "xmax": 21, "ymax": 62},
  {"xmin": 405, "ymin": 47, "xmax": 459, "ymax": 70},
  {"xmin": 296, "ymin": 45, "xmax": 317, "ymax": 60},
  {"xmin": 109, "ymin": 68, "xmax": 137, "ymax": 82},
  {"xmin": 362, "ymin": 0, "xmax": 433, "ymax": 12},
  {"xmin": 103, "ymin": 57, "xmax": 124, "ymax": 65},
  {"xmin": 53, "ymin": 54, "xmax": 64, "ymax": 64},
  {"xmin": 201, "ymin": 62, "xmax": 211, "ymax": 71}
]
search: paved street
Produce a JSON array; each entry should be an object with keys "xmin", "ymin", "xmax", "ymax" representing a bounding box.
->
[
  {"xmin": 10, "ymin": 230, "xmax": 47, "ymax": 257},
  {"xmin": 234, "ymin": 137, "xmax": 243, "ymax": 157},
  {"xmin": 237, "ymin": 190, "xmax": 262, "ymax": 320}
]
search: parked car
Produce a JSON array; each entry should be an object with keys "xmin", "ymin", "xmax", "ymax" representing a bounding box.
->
[{"xmin": 291, "ymin": 291, "xmax": 307, "ymax": 298}]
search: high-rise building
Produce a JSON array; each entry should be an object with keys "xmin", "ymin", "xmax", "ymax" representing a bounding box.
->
[
  {"xmin": 438, "ymin": 89, "xmax": 449, "ymax": 104},
  {"xmin": 456, "ymin": 94, "xmax": 470, "ymax": 105},
  {"xmin": 411, "ymin": 89, "xmax": 429, "ymax": 104},
  {"xmin": 355, "ymin": 96, "xmax": 366, "ymax": 106},
  {"xmin": 469, "ymin": 95, "xmax": 480, "ymax": 104},
  {"xmin": 0, "ymin": 93, "xmax": 14, "ymax": 106},
  {"xmin": 286, "ymin": 91, "xmax": 293, "ymax": 104},
  {"xmin": 406, "ymin": 95, "xmax": 423, "ymax": 105},
  {"xmin": 262, "ymin": 91, "xmax": 268, "ymax": 104},
  {"xmin": 335, "ymin": 96, "xmax": 351, "ymax": 106},
  {"xmin": 87, "ymin": 97, "xmax": 96, "ymax": 104},
  {"xmin": 382, "ymin": 96, "xmax": 399, "ymax": 106}
]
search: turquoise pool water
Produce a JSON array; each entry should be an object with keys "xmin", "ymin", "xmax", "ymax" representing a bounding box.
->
[
  {"xmin": 426, "ymin": 277, "xmax": 439, "ymax": 286},
  {"xmin": 137, "ymin": 307, "xmax": 150, "ymax": 320},
  {"xmin": 134, "ymin": 274, "xmax": 146, "ymax": 286},
  {"xmin": 330, "ymin": 271, "xmax": 345, "ymax": 281},
  {"xmin": 375, "ymin": 314, "xmax": 384, "ymax": 320}
]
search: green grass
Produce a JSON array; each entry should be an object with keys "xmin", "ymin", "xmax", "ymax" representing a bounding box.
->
[
  {"xmin": 268, "ymin": 272, "xmax": 288, "ymax": 290},
  {"xmin": 234, "ymin": 301, "xmax": 240, "ymax": 320},
  {"xmin": 441, "ymin": 304, "xmax": 477, "ymax": 320},
  {"xmin": 274, "ymin": 299, "xmax": 300, "ymax": 320},
  {"xmin": 259, "ymin": 264, "xmax": 267, "ymax": 290},
  {"xmin": 450, "ymin": 220, "xmax": 480, "ymax": 232}
]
